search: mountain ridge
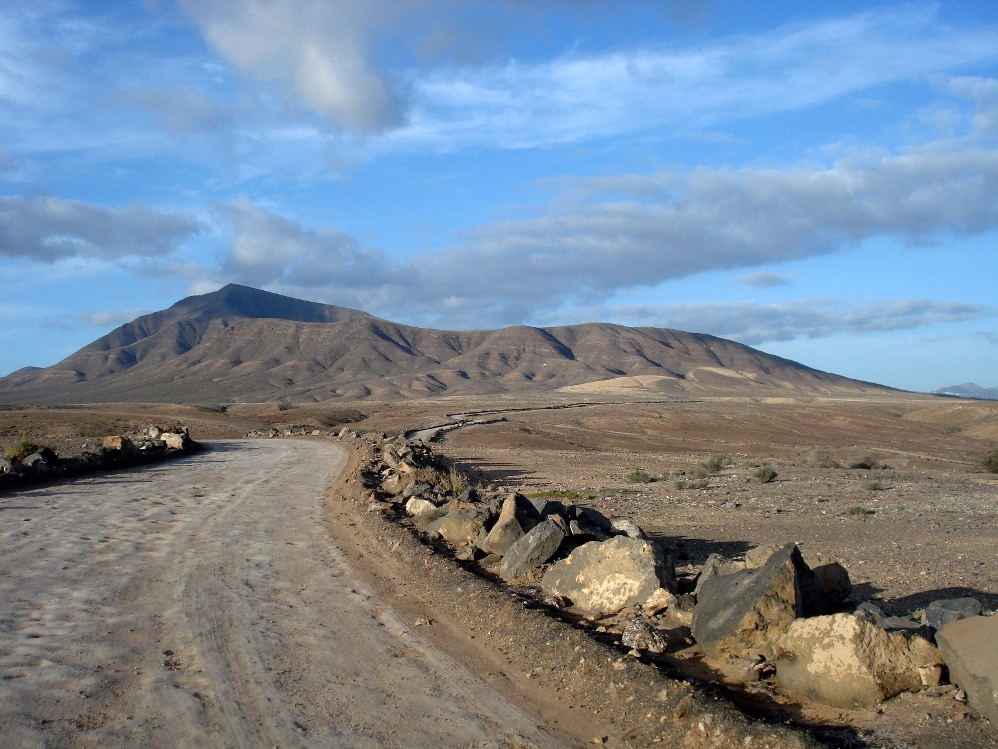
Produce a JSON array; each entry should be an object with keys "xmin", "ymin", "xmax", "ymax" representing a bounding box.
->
[
  {"xmin": 934, "ymin": 383, "xmax": 998, "ymax": 401},
  {"xmin": 0, "ymin": 284, "xmax": 893, "ymax": 404}
]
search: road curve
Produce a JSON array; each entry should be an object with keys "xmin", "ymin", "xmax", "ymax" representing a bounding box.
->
[{"xmin": 0, "ymin": 440, "xmax": 567, "ymax": 748}]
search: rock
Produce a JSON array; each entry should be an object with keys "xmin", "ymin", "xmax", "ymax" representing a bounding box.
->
[
  {"xmin": 621, "ymin": 620, "xmax": 667, "ymax": 654},
  {"xmin": 774, "ymin": 613, "xmax": 944, "ymax": 709},
  {"xmin": 643, "ymin": 588, "xmax": 677, "ymax": 616},
  {"xmin": 527, "ymin": 496, "xmax": 551, "ymax": 515},
  {"xmin": 569, "ymin": 506, "xmax": 614, "ymax": 532},
  {"xmin": 498, "ymin": 520, "xmax": 566, "ymax": 581},
  {"xmin": 936, "ymin": 613, "xmax": 998, "ymax": 724},
  {"xmin": 22, "ymin": 453, "xmax": 51, "ymax": 470},
  {"xmin": 102, "ymin": 435, "xmax": 135, "ymax": 452},
  {"xmin": 162, "ymin": 432, "xmax": 189, "ymax": 450},
  {"xmin": 484, "ymin": 493, "xmax": 542, "ymax": 556},
  {"xmin": 569, "ymin": 519, "xmax": 611, "ymax": 541},
  {"xmin": 610, "ymin": 518, "xmax": 647, "ymax": 540},
  {"xmin": 381, "ymin": 473, "xmax": 404, "ymax": 494},
  {"xmin": 382, "ymin": 444, "xmax": 402, "ymax": 467},
  {"xmin": 541, "ymin": 536, "xmax": 669, "ymax": 617},
  {"xmin": 854, "ymin": 601, "xmax": 886, "ymax": 626},
  {"xmin": 405, "ymin": 497, "xmax": 437, "ymax": 516},
  {"xmin": 693, "ymin": 553, "xmax": 746, "ymax": 597},
  {"xmin": 338, "ymin": 427, "xmax": 352, "ymax": 437},
  {"xmin": 691, "ymin": 544, "xmax": 806, "ymax": 658},
  {"xmin": 435, "ymin": 509, "xmax": 486, "ymax": 546},
  {"xmin": 148, "ymin": 425, "xmax": 161, "ymax": 439},
  {"xmin": 405, "ymin": 498, "xmax": 447, "ymax": 528},
  {"xmin": 0, "ymin": 458, "xmax": 10, "ymax": 474},
  {"xmin": 744, "ymin": 545, "xmax": 779, "ymax": 569},
  {"xmin": 455, "ymin": 546, "xmax": 477, "ymax": 562},
  {"xmin": 881, "ymin": 616, "xmax": 922, "ymax": 633},
  {"xmin": 402, "ymin": 482, "xmax": 433, "ymax": 500},
  {"xmin": 924, "ymin": 598, "xmax": 982, "ymax": 630},
  {"xmin": 807, "ymin": 562, "xmax": 852, "ymax": 613}
]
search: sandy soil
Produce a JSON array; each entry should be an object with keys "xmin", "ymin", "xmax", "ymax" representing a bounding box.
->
[{"xmin": 0, "ymin": 440, "xmax": 567, "ymax": 749}]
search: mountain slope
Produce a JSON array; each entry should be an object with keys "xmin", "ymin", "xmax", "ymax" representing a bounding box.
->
[
  {"xmin": 0, "ymin": 284, "xmax": 891, "ymax": 404},
  {"xmin": 935, "ymin": 383, "xmax": 998, "ymax": 400}
]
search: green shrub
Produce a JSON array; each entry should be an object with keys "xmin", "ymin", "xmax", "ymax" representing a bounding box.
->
[
  {"xmin": 5, "ymin": 440, "xmax": 55, "ymax": 461},
  {"xmin": 862, "ymin": 480, "xmax": 884, "ymax": 492},
  {"xmin": 753, "ymin": 466, "xmax": 778, "ymax": 483},
  {"xmin": 625, "ymin": 469, "xmax": 653, "ymax": 484},
  {"xmin": 982, "ymin": 448, "xmax": 998, "ymax": 474},
  {"xmin": 848, "ymin": 505, "xmax": 870, "ymax": 517}
]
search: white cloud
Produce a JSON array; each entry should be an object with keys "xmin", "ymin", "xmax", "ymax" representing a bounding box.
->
[
  {"xmin": 0, "ymin": 196, "xmax": 201, "ymax": 262},
  {"xmin": 599, "ymin": 299, "xmax": 993, "ymax": 345},
  {"xmin": 178, "ymin": 0, "xmax": 409, "ymax": 133},
  {"xmin": 182, "ymin": 134, "xmax": 998, "ymax": 327}
]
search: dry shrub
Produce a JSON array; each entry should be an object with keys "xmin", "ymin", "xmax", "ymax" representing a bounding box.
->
[
  {"xmin": 408, "ymin": 466, "xmax": 469, "ymax": 495},
  {"xmin": 982, "ymin": 448, "xmax": 998, "ymax": 474},
  {"xmin": 806, "ymin": 449, "xmax": 840, "ymax": 469},
  {"xmin": 5, "ymin": 439, "xmax": 55, "ymax": 461}
]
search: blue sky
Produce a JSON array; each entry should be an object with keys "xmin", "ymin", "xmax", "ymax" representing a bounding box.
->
[{"xmin": 1, "ymin": 0, "xmax": 997, "ymax": 391}]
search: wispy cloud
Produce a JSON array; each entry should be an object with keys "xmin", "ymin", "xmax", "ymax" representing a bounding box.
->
[
  {"xmin": 735, "ymin": 271, "xmax": 794, "ymax": 288},
  {"xmin": 598, "ymin": 299, "xmax": 993, "ymax": 345},
  {"xmin": 79, "ymin": 309, "xmax": 153, "ymax": 327}
]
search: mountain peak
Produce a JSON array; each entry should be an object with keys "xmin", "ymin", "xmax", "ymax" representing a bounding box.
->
[{"xmin": 182, "ymin": 284, "xmax": 372, "ymax": 324}]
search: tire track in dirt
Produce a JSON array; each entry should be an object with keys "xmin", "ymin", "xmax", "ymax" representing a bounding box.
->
[{"xmin": 0, "ymin": 440, "xmax": 569, "ymax": 748}]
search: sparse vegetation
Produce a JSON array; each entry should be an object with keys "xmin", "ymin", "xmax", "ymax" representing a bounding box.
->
[
  {"xmin": 5, "ymin": 439, "xmax": 55, "ymax": 461},
  {"xmin": 625, "ymin": 469, "xmax": 653, "ymax": 484},
  {"xmin": 408, "ymin": 466, "xmax": 470, "ymax": 495},
  {"xmin": 741, "ymin": 460, "xmax": 761, "ymax": 468},
  {"xmin": 689, "ymin": 454, "xmax": 728, "ymax": 479},
  {"xmin": 675, "ymin": 478, "xmax": 709, "ymax": 490},
  {"xmin": 983, "ymin": 448, "xmax": 998, "ymax": 474},
  {"xmin": 848, "ymin": 505, "xmax": 870, "ymax": 517},
  {"xmin": 849, "ymin": 455, "xmax": 880, "ymax": 470},
  {"xmin": 528, "ymin": 489, "xmax": 592, "ymax": 500},
  {"xmin": 806, "ymin": 448, "xmax": 841, "ymax": 469},
  {"xmin": 862, "ymin": 480, "xmax": 884, "ymax": 492},
  {"xmin": 753, "ymin": 465, "xmax": 778, "ymax": 483}
]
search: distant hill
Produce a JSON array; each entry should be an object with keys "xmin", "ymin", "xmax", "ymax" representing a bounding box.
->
[
  {"xmin": 935, "ymin": 383, "xmax": 998, "ymax": 401},
  {"xmin": 0, "ymin": 284, "xmax": 893, "ymax": 404}
]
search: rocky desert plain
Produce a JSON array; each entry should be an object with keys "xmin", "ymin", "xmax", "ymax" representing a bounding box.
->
[{"xmin": 1, "ymin": 286, "xmax": 997, "ymax": 749}]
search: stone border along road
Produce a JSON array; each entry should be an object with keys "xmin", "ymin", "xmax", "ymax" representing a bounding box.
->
[
  {"xmin": 333, "ymin": 435, "xmax": 823, "ymax": 749},
  {"xmin": 0, "ymin": 439, "xmax": 574, "ymax": 748}
]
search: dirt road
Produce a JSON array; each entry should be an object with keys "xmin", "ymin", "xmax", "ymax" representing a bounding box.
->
[{"xmin": 0, "ymin": 440, "xmax": 567, "ymax": 748}]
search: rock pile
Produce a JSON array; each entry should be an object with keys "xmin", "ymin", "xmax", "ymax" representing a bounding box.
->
[
  {"xmin": 357, "ymin": 431, "xmax": 995, "ymax": 718},
  {"xmin": 1, "ymin": 425, "xmax": 197, "ymax": 488}
]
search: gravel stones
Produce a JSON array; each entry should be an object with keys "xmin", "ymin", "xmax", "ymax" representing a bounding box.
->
[
  {"xmin": 691, "ymin": 543, "xmax": 806, "ymax": 658},
  {"xmin": 541, "ymin": 536, "xmax": 669, "ymax": 617},
  {"xmin": 498, "ymin": 520, "xmax": 566, "ymax": 581},
  {"xmin": 774, "ymin": 613, "xmax": 943, "ymax": 709},
  {"xmin": 935, "ymin": 613, "xmax": 998, "ymax": 724}
]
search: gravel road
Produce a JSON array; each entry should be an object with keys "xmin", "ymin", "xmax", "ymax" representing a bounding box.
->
[{"xmin": 0, "ymin": 440, "xmax": 566, "ymax": 748}]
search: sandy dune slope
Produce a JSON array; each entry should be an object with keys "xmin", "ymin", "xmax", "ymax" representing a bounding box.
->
[{"xmin": 0, "ymin": 440, "xmax": 565, "ymax": 748}]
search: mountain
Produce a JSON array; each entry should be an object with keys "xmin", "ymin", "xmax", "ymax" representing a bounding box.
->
[
  {"xmin": 934, "ymin": 383, "xmax": 998, "ymax": 400},
  {"xmin": 0, "ymin": 284, "xmax": 891, "ymax": 404}
]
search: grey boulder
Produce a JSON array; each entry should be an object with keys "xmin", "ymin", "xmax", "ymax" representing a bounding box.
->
[
  {"xmin": 498, "ymin": 520, "xmax": 565, "ymax": 581},
  {"xmin": 484, "ymin": 493, "xmax": 541, "ymax": 556},
  {"xmin": 924, "ymin": 597, "xmax": 981, "ymax": 630},
  {"xmin": 693, "ymin": 553, "xmax": 746, "ymax": 598},
  {"xmin": 692, "ymin": 543, "xmax": 806, "ymax": 658},
  {"xmin": 936, "ymin": 613, "xmax": 998, "ymax": 724}
]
